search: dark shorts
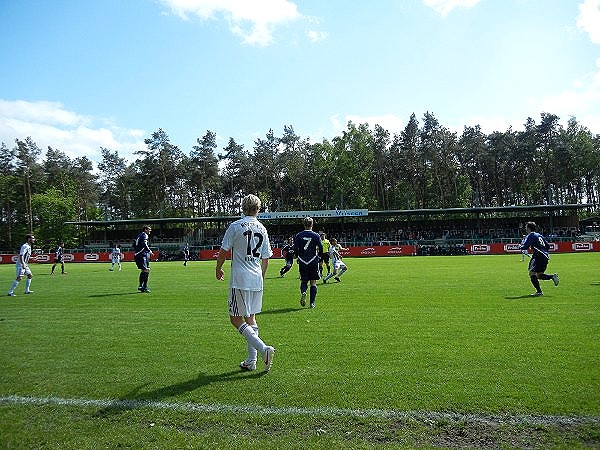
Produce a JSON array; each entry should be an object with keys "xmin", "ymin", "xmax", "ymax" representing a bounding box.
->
[
  {"xmin": 54, "ymin": 256, "xmax": 63, "ymax": 263},
  {"xmin": 285, "ymin": 256, "xmax": 294, "ymax": 266},
  {"xmin": 135, "ymin": 253, "xmax": 150, "ymax": 270},
  {"xmin": 299, "ymin": 260, "xmax": 320, "ymax": 281},
  {"xmin": 528, "ymin": 255, "xmax": 548, "ymax": 274},
  {"xmin": 321, "ymin": 253, "xmax": 330, "ymax": 264}
]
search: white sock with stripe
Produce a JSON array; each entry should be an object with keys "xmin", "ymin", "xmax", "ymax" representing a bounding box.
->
[{"xmin": 238, "ymin": 323, "xmax": 266, "ymax": 356}]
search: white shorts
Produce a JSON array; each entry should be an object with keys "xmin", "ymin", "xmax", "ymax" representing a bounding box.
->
[
  {"xmin": 111, "ymin": 255, "xmax": 121, "ymax": 263},
  {"xmin": 228, "ymin": 288, "xmax": 263, "ymax": 317},
  {"xmin": 332, "ymin": 260, "xmax": 347, "ymax": 271},
  {"xmin": 16, "ymin": 265, "xmax": 32, "ymax": 278}
]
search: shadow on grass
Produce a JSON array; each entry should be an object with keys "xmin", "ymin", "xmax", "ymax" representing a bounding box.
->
[
  {"xmin": 261, "ymin": 307, "xmax": 303, "ymax": 315},
  {"xmin": 95, "ymin": 369, "xmax": 266, "ymax": 417},
  {"xmin": 504, "ymin": 294, "xmax": 538, "ymax": 299},
  {"xmin": 86, "ymin": 292, "xmax": 140, "ymax": 298},
  {"xmin": 265, "ymin": 275, "xmax": 300, "ymax": 280}
]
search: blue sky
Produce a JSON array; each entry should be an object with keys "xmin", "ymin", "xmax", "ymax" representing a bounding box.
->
[{"xmin": 1, "ymin": 0, "xmax": 599, "ymax": 167}]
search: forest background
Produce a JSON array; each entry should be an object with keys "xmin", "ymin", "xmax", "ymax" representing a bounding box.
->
[{"xmin": 1, "ymin": 111, "xmax": 599, "ymax": 250}]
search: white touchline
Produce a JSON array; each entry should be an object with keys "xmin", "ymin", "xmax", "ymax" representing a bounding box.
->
[{"xmin": 1, "ymin": 395, "xmax": 599, "ymax": 426}]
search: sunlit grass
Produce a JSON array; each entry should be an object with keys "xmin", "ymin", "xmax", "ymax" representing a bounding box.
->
[{"xmin": 1, "ymin": 253, "xmax": 599, "ymax": 448}]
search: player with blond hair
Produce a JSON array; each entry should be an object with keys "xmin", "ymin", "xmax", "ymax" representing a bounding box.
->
[{"xmin": 216, "ymin": 194, "xmax": 275, "ymax": 372}]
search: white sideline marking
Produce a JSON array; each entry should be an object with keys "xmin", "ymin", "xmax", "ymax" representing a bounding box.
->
[{"xmin": 1, "ymin": 395, "xmax": 599, "ymax": 426}]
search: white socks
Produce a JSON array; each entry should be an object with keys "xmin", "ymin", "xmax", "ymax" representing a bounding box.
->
[
  {"xmin": 238, "ymin": 323, "xmax": 266, "ymax": 358},
  {"xmin": 246, "ymin": 325, "xmax": 259, "ymax": 362},
  {"xmin": 8, "ymin": 280, "xmax": 18, "ymax": 294}
]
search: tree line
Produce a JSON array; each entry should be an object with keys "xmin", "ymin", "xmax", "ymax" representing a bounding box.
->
[{"xmin": 1, "ymin": 111, "xmax": 599, "ymax": 250}]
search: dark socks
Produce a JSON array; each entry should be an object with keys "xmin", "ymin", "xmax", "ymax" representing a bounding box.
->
[
  {"xmin": 300, "ymin": 280, "xmax": 308, "ymax": 294},
  {"xmin": 139, "ymin": 271, "xmax": 149, "ymax": 288},
  {"xmin": 539, "ymin": 274, "xmax": 553, "ymax": 280},
  {"xmin": 530, "ymin": 275, "xmax": 541, "ymax": 292},
  {"xmin": 310, "ymin": 285, "xmax": 317, "ymax": 305}
]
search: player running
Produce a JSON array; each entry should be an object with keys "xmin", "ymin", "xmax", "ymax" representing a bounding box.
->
[
  {"xmin": 323, "ymin": 237, "xmax": 348, "ymax": 283},
  {"xmin": 519, "ymin": 221, "xmax": 559, "ymax": 296},
  {"xmin": 279, "ymin": 237, "xmax": 295, "ymax": 277},
  {"xmin": 319, "ymin": 232, "xmax": 331, "ymax": 277}
]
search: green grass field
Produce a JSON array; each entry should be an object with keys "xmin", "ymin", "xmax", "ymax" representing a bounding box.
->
[{"xmin": 1, "ymin": 253, "xmax": 599, "ymax": 449}]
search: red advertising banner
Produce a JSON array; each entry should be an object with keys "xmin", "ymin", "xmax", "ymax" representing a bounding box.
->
[
  {"xmin": 198, "ymin": 249, "xmax": 230, "ymax": 260},
  {"xmin": 463, "ymin": 241, "xmax": 600, "ymax": 255},
  {"xmin": 1, "ymin": 242, "xmax": 598, "ymax": 264},
  {"xmin": 0, "ymin": 251, "xmax": 154, "ymax": 264},
  {"xmin": 200, "ymin": 245, "xmax": 415, "ymax": 260}
]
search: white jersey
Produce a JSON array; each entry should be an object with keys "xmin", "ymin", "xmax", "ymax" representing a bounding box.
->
[
  {"xmin": 220, "ymin": 215, "xmax": 272, "ymax": 291},
  {"xmin": 329, "ymin": 244, "xmax": 346, "ymax": 270},
  {"xmin": 111, "ymin": 247, "xmax": 122, "ymax": 262},
  {"xmin": 17, "ymin": 243, "xmax": 32, "ymax": 269}
]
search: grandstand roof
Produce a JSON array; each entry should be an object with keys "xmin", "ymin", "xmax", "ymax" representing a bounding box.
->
[
  {"xmin": 368, "ymin": 203, "xmax": 591, "ymax": 217},
  {"xmin": 65, "ymin": 204, "xmax": 591, "ymax": 227}
]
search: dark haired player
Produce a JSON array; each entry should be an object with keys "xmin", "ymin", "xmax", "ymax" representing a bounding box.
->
[
  {"xmin": 519, "ymin": 221, "xmax": 559, "ymax": 296},
  {"xmin": 182, "ymin": 242, "xmax": 190, "ymax": 266},
  {"xmin": 50, "ymin": 242, "xmax": 66, "ymax": 275},
  {"xmin": 134, "ymin": 226, "xmax": 153, "ymax": 293},
  {"xmin": 279, "ymin": 237, "xmax": 295, "ymax": 277},
  {"xmin": 319, "ymin": 232, "xmax": 331, "ymax": 277},
  {"xmin": 293, "ymin": 217, "xmax": 323, "ymax": 308}
]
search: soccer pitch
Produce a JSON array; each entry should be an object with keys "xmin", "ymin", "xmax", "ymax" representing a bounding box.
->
[{"xmin": 1, "ymin": 253, "xmax": 599, "ymax": 449}]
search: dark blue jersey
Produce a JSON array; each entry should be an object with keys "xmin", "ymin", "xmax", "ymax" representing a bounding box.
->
[
  {"xmin": 520, "ymin": 232, "xmax": 550, "ymax": 260},
  {"xmin": 134, "ymin": 232, "xmax": 151, "ymax": 255},
  {"xmin": 293, "ymin": 230, "xmax": 323, "ymax": 266},
  {"xmin": 281, "ymin": 244, "xmax": 294, "ymax": 259}
]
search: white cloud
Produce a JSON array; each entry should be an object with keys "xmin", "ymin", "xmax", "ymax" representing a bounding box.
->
[
  {"xmin": 0, "ymin": 99, "xmax": 146, "ymax": 167},
  {"xmin": 577, "ymin": 0, "xmax": 600, "ymax": 44},
  {"xmin": 423, "ymin": 0, "xmax": 482, "ymax": 17},
  {"xmin": 526, "ymin": 57, "xmax": 600, "ymax": 131},
  {"xmin": 161, "ymin": 0, "xmax": 303, "ymax": 46},
  {"xmin": 307, "ymin": 30, "xmax": 328, "ymax": 43}
]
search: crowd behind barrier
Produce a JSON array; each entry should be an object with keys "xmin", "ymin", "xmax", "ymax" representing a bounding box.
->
[
  {"xmin": 3, "ymin": 223, "xmax": 595, "ymax": 264},
  {"xmin": 78, "ymin": 225, "xmax": 581, "ymax": 249}
]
